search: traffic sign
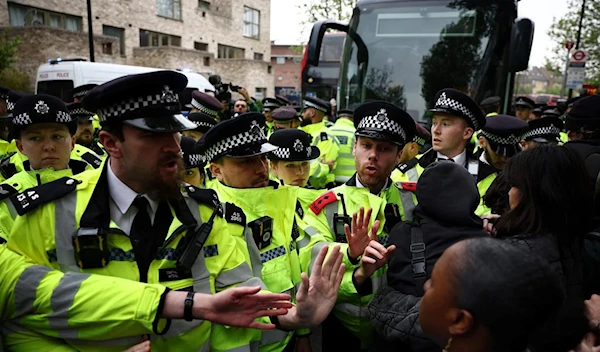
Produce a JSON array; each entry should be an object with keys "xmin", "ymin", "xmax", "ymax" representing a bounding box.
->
[
  {"xmin": 565, "ymin": 41, "xmax": 575, "ymax": 51},
  {"xmin": 567, "ymin": 67, "xmax": 586, "ymax": 89},
  {"xmin": 572, "ymin": 49, "xmax": 588, "ymax": 63}
]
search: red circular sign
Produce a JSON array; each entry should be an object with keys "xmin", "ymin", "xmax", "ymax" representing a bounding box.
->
[{"xmin": 573, "ymin": 50, "xmax": 586, "ymax": 61}]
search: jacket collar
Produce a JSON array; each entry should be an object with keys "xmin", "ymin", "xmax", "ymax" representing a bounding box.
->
[{"xmin": 346, "ymin": 173, "xmax": 392, "ymax": 195}]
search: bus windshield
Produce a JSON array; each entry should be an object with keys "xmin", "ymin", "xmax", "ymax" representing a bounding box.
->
[{"xmin": 338, "ymin": 0, "xmax": 514, "ymax": 122}]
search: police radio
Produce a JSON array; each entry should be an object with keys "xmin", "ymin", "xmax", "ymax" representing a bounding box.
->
[
  {"xmin": 176, "ymin": 207, "xmax": 220, "ymax": 273},
  {"xmin": 333, "ymin": 193, "xmax": 351, "ymax": 243}
]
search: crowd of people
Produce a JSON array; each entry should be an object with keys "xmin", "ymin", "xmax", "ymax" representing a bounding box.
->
[{"xmin": 1, "ymin": 69, "xmax": 600, "ymax": 352}]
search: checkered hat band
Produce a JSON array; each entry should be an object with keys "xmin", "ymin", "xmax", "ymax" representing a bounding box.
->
[
  {"xmin": 204, "ymin": 130, "xmax": 265, "ymax": 163},
  {"xmin": 481, "ymin": 131, "xmax": 521, "ymax": 145},
  {"xmin": 97, "ymin": 93, "xmax": 177, "ymax": 121},
  {"xmin": 413, "ymin": 135, "xmax": 426, "ymax": 146},
  {"xmin": 73, "ymin": 90, "xmax": 90, "ymax": 99},
  {"xmin": 522, "ymin": 126, "xmax": 561, "ymax": 140},
  {"xmin": 304, "ymin": 100, "xmax": 327, "ymax": 113},
  {"xmin": 435, "ymin": 93, "xmax": 478, "ymax": 130},
  {"xmin": 193, "ymin": 121, "xmax": 215, "ymax": 129},
  {"xmin": 12, "ymin": 111, "xmax": 72, "ymax": 125},
  {"xmin": 70, "ymin": 107, "xmax": 94, "ymax": 117},
  {"xmin": 357, "ymin": 115, "xmax": 407, "ymax": 143},
  {"xmin": 6, "ymin": 101, "xmax": 15, "ymax": 112},
  {"xmin": 271, "ymin": 148, "xmax": 291, "ymax": 159},
  {"xmin": 191, "ymin": 99, "xmax": 220, "ymax": 117},
  {"xmin": 187, "ymin": 154, "xmax": 204, "ymax": 167}
]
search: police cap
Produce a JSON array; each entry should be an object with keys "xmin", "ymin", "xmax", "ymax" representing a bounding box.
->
[
  {"xmin": 481, "ymin": 114, "xmax": 528, "ymax": 157},
  {"xmin": 430, "ymin": 88, "xmax": 486, "ymax": 130},
  {"xmin": 82, "ymin": 70, "xmax": 196, "ymax": 133},
  {"xmin": 303, "ymin": 96, "xmax": 329, "ymax": 114},
  {"xmin": 67, "ymin": 102, "xmax": 94, "ymax": 121},
  {"xmin": 480, "ymin": 96, "xmax": 501, "ymax": 109},
  {"xmin": 71, "ymin": 84, "xmax": 98, "ymax": 102},
  {"xmin": 5, "ymin": 90, "xmax": 29, "ymax": 114},
  {"xmin": 180, "ymin": 136, "xmax": 205, "ymax": 169},
  {"xmin": 187, "ymin": 112, "xmax": 217, "ymax": 133},
  {"xmin": 272, "ymin": 107, "xmax": 299, "ymax": 123},
  {"xmin": 338, "ymin": 109, "xmax": 354, "ymax": 119},
  {"xmin": 268, "ymin": 129, "xmax": 320, "ymax": 162},
  {"xmin": 198, "ymin": 112, "xmax": 278, "ymax": 163},
  {"xmin": 262, "ymin": 98, "xmax": 282, "ymax": 112},
  {"xmin": 515, "ymin": 96, "xmax": 535, "ymax": 109},
  {"xmin": 523, "ymin": 116, "xmax": 563, "ymax": 144},
  {"xmin": 541, "ymin": 108, "xmax": 561, "ymax": 118},
  {"xmin": 11, "ymin": 94, "xmax": 77, "ymax": 138},
  {"xmin": 354, "ymin": 100, "xmax": 416, "ymax": 146},
  {"xmin": 190, "ymin": 90, "xmax": 222, "ymax": 119},
  {"xmin": 275, "ymin": 95, "xmax": 291, "ymax": 106},
  {"xmin": 413, "ymin": 121, "xmax": 432, "ymax": 147}
]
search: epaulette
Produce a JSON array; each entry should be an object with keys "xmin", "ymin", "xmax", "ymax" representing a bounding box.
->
[
  {"xmin": 224, "ymin": 202, "xmax": 246, "ymax": 226},
  {"xmin": 183, "ymin": 185, "xmax": 223, "ymax": 215},
  {"xmin": 396, "ymin": 181, "xmax": 417, "ymax": 193},
  {"xmin": 80, "ymin": 151, "xmax": 103, "ymax": 169},
  {"xmin": 396, "ymin": 158, "xmax": 418, "ymax": 174},
  {"xmin": 0, "ymin": 152, "xmax": 17, "ymax": 180},
  {"xmin": 0, "ymin": 183, "xmax": 17, "ymax": 201},
  {"xmin": 10, "ymin": 177, "xmax": 81, "ymax": 216},
  {"xmin": 320, "ymin": 132, "xmax": 328, "ymax": 141},
  {"xmin": 309, "ymin": 190, "xmax": 338, "ymax": 215}
]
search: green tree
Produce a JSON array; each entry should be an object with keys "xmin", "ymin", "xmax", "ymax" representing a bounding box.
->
[
  {"xmin": 0, "ymin": 30, "xmax": 21, "ymax": 71},
  {"xmin": 297, "ymin": 0, "xmax": 357, "ymax": 40},
  {"xmin": 547, "ymin": 0, "xmax": 600, "ymax": 83}
]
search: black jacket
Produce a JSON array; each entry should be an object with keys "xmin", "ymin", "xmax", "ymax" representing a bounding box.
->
[{"xmin": 369, "ymin": 162, "xmax": 488, "ymax": 351}]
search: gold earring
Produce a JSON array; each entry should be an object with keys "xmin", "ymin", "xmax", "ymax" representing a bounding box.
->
[{"xmin": 442, "ymin": 337, "xmax": 453, "ymax": 352}]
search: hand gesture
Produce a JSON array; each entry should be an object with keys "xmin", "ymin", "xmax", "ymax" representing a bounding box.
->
[
  {"xmin": 481, "ymin": 214, "xmax": 500, "ymax": 235},
  {"xmin": 354, "ymin": 231, "xmax": 396, "ymax": 286},
  {"xmin": 324, "ymin": 159, "xmax": 336, "ymax": 172},
  {"xmin": 203, "ymin": 287, "xmax": 293, "ymax": 329},
  {"xmin": 238, "ymin": 87, "xmax": 250, "ymax": 100},
  {"xmin": 294, "ymin": 245, "xmax": 346, "ymax": 327},
  {"xmin": 345, "ymin": 207, "xmax": 379, "ymax": 260}
]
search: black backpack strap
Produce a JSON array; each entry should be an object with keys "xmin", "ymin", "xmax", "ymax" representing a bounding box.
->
[{"xmin": 410, "ymin": 225, "xmax": 427, "ymax": 296}]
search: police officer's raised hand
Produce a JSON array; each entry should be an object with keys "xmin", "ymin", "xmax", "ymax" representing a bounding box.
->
[
  {"xmin": 345, "ymin": 207, "xmax": 378, "ymax": 260},
  {"xmin": 278, "ymin": 245, "xmax": 346, "ymax": 329},
  {"xmin": 161, "ymin": 287, "xmax": 293, "ymax": 329},
  {"xmin": 353, "ymin": 229, "xmax": 396, "ymax": 287}
]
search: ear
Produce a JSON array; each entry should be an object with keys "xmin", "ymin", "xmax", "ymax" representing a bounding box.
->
[
  {"xmin": 15, "ymin": 139, "xmax": 23, "ymax": 153},
  {"xmin": 464, "ymin": 127, "xmax": 474, "ymax": 140},
  {"xmin": 448, "ymin": 309, "xmax": 475, "ymax": 336},
  {"xmin": 478, "ymin": 136, "xmax": 486, "ymax": 149},
  {"xmin": 99, "ymin": 130, "xmax": 122, "ymax": 159},
  {"xmin": 352, "ymin": 139, "xmax": 357, "ymax": 157},
  {"xmin": 520, "ymin": 140, "xmax": 528, "ymax": 151},
  {"xmin": 70, "ymin": 136, "xmax": 76, "ymax": 150},
  {"xmin": 209, "ymin": 162, "xmax": 224, "ymax": 182},
  {"xmin": 410, "ymin": 142, "xmax": 419, "ymax": 155}
]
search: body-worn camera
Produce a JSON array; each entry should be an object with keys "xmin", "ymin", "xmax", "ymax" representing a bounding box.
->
[{"xmin": 249, "ymin": 216, "xmax": 273, "ymax": 250}]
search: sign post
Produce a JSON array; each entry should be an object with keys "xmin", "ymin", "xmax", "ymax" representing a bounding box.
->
[
  {"xmin": 566, "ymin": 49, "xmax": 587, "ymax": 90},
  {"xmin": 561, "ymin": 42, "xmax": 575, "ymax": 97}
]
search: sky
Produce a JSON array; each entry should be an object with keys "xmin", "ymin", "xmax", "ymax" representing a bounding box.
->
[{"xmin": 270, "ymin": 0, "xmax": 570, "ymax": 67}]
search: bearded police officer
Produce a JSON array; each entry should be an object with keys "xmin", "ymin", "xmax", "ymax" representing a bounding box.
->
[
  {"xmin": 198, "ymin": 112, "xmax": 346, "ymax": 352},
  {"xmin": 298, "ymin": 100, "xmax": 416, "ymax": 351},
  {"xmin": 4, "ymin": 71, "xmax": 266, "ymax": 352},
  {"xmin": 475, "ymin": 114, "xmax": 528, "ymax": 215},
  {"xmin": 68, "ymin": 102, "xmax": 107, "ymax": 158},
  {"xmin": 301, "ymin": 96, "xmax": 340, "ymax": 189},
  {"xmin": 394, "ymin": 88, "xmax": 486, "ymax": 183}
]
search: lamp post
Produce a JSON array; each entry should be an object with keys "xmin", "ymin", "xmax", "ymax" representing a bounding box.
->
[{"xmin": 87, "ymin": 0, "xmax": 95, "ymax": 62}]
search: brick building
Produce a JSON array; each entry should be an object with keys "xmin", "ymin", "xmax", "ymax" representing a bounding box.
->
[
  {"xmin": 271, "ymin": 42, "xmax": 302, "ymax": 104},
  {"xmin": 0, "ymin": 0, "xmax": 274, "ymax": 97}
]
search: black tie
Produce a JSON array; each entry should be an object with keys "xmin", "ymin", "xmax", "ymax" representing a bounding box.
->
[
  {"xmin": 440, "ymin": 158, "xmax": 455, "ymax": 162},
  {"xmin": 130, "ymin": 196, "xmax": 153, "ymax": 282}
]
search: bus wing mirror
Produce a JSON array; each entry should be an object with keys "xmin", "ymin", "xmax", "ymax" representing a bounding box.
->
[
  {"xmin": 508, "ymin": 18, "xmax": 534, "ymax": 73},
  {"xmin": 307, "ymin": 20, "xmax": 349, "ymax": 66}
]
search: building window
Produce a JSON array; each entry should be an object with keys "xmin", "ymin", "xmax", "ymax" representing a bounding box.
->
[
  {"xmin": 255, "ymin": 87, "xmax": 267, "ymax": 100},
  {"xmin": 139, "ymin": 29, "xmax": 181, "ymax": 47},
  {"xmin": 218, "ymin": 44, "xmax": 245, "ymax": 59},
  {"xmin": 102, "ymin": 25, "xmax": 125, "ymax": 56},
  {"xmin": 268, "ymin": 65, "xmax": 272, "ymax": 74},
  {"xmin": 101, "ymin": 42, "xmax": 113, "ymax": 55},
  {"xmin": 203, "ymin": 57, "xmax": 210, "ymax": 66},
  {"xmin": 198, "ymin": 0, "xmax": 210, "ymax": 10},
  {"xmin": 157, "ymin": 0, "xmax": 181, "ymax": 20},
  {"xmin": 254, "ymin": 53, "xmax": 264, "ymax": 61},
  {"xmin": 194, "ymin": 42, "xmax": 208, "ymax": 51},
  {"xmin": 243, "ymin": 6, "xmax": 260, "ymax": 39},
  {"xmin": 8, "ymin": 2, "xmax": 82, "ymax": 31},
  {"xmin": 276, "ymin": 57, "xmax": 286, "ymax": 65}
]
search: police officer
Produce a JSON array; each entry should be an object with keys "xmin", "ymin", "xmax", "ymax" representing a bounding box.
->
[
  {"xmin": 531, "ymin": 103, "xmax": 546, "ymax": 120},
  {"xmin": 514, "ymin": 96, "xmax": 535, "ymax": 121},
  {"xmin": 271, "ymin": 106, "xmax": 302, "ymax": 132},
  {"xmin": 0, "ymin": 95, "xmax": 99, "ymax": 240},
  {"xmin": 0, "ymin": 88, "xmax": 19, "ymax": 155},
  {"xmin": 276, "ymin": 95, "xmax": 292, "ymax": 106},
  {"xmin": 268, "ymin": 128, "xmax": 320, "ymax": 188},
  {"xmin": 298, "ymin": 100, "xmax": 416, "ymax": 351},
  {"xmin": 198, "ymin": 112, "xmax": 346, "ymax": 352},
  {"xmin": 480, "ymin": 96, "xmax": 501, "ymax": 117},
  {"xmin": 184, "ymin": 91, "xmax": 220, "ymax": 141},
  {"xmin": 521, "ymin": 116, "xmax": 564, "ymax": 150},
  {"xmin": 262, "ymin": 97, "xmax": 283, "ymax": 134},
  {"xmin": 68, "ymin": 102, "xmax": 107, "ymax": 158},
  {"xmin": 180, "ymin": 136, "xmax": 205, "ymax": 187},
  {"xmin": 475, "ymin": 114, "xmax": 528, "ymax": 215},
  {"xmin": 394, "ymin": 88, "xmax": 486, "ymax": 183},
  {"xmin": 329, "ymin": 109, "xmax": 356, "ymax": 186},
  {"xmin": 300, "ymin": 96, "xmax": 340, "ymax": 189},
  {"xmin": 4, "ymin": 71, "xmax": 262, "ymax": 352},
  {"xmin": 71, "ymin": 84, "xmax": 102, "ymax": 134}
]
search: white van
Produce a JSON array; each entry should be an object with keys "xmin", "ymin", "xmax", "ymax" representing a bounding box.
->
[{"xmin": 35, "ymin": 59, "xmax": 214, "ymax": 101}]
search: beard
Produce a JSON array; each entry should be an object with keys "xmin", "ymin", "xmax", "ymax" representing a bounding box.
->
[{"xmin": 140, "ymin": 153, "xmax": 185, "ymax": 202}]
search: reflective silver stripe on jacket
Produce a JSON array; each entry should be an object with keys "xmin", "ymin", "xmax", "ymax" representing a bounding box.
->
[{"xmin": 399, "ymin": 190, "xmax": 416, "ymax": 222}]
